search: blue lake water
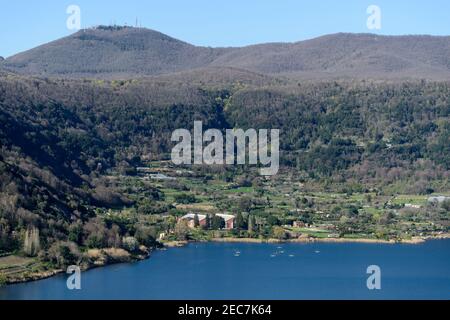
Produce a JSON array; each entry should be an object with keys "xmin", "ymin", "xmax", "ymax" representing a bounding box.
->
[{"xmin": 1, "ymin": 240, "xmax": 450, "ymax": 300}]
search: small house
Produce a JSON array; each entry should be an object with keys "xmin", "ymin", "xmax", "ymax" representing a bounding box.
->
[
  {"xmin": 180, "ymin": 213, "xmax": 207, "ymax": 229},
  {"xmin": 293, "ymin": 221, "xmax": 306, "ymax": 228},
  {"xmin": 215, "ymin": 214, "xmax": 235, "ymax": 230}
]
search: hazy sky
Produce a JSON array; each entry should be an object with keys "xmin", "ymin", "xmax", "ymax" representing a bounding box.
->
[{"xmin": 1, "ymin": 0, "xmax": 449, "ymax": 57}]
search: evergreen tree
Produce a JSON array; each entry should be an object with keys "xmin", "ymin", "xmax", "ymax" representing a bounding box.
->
[
  {"xmin": 211, "ymin": 216, "xmax": 225, "ymax": 230},
  {"xmin": 203, "ymin": 214, "xmax": 211, "ymax": 230},
  {"xmin": 236, "ymin": 212, "xmax": 246, "ymax": 230},
  {"xmin": 248, "ymin": 215, "xmax": 255, "ymax": 234},
  {"xmin": 193, "ymin": 214, "xmax": 200, "ymax": 228}
]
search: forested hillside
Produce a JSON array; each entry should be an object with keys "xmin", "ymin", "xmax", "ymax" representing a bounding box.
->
[
  {"xmin": 1, "ymin": 73, "xmax": 449, "ymax": 262},
  {"xmin": 226, "ymin": 81, "xmax": 450, "ymax": 182}
]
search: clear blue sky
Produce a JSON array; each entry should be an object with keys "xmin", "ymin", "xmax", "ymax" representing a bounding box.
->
[{"xmin": 1, "ymin": 0, "xmax": 449, "ymax": 57}]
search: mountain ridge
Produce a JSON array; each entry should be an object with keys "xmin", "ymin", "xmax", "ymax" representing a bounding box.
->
[{"xmin": 3, "ymin": 26, "xmax": 450, "ymax": 80}]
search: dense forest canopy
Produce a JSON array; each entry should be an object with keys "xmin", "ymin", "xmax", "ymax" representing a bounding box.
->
[{"xmin": 0, "ymin": 72, "xmax": 449, "ymax": 257}]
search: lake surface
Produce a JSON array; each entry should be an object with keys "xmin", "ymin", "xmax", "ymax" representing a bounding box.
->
[{"xmin": 1, "ymin": 240, "xmax": 450, "ymax": 300}]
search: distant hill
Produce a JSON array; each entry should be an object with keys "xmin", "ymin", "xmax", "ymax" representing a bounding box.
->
[
  {"xmin": 213, "ymin": 33, "xmax": 450, "ymax": 80},
  {"xmin": 3, "ymin": 26, "xmax": 229, "ymax": 79},
  {"xmin": 3, "ymin": 26, "xmax": 450, "ymax": 80}
]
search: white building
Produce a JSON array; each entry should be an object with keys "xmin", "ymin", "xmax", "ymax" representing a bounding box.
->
[
  {"xmin": 428, "ymin": 196, "xmax": 450, "ymax": 203},
  {"xmin": 180, "ymin": 213, "xmax": 207, "ymax": 228},
  {"xmin": 215, "ymin": 214, "xmax": 235, "ymax": 230}
]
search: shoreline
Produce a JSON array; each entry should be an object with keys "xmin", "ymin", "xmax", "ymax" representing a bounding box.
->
[
  {"xmin": 210, "ymin": 236, "xmax": 427, "ymax": 245},
  {"xmin": 3, "ymin": 269, "xmax": 64, "ymax": 286},
  {"xmin": 177, "ymin": 233, "xmax": 450, "ymax": 246},
  {"xmin": 1, "ymin": 247, "xmax": 152, "ymax": 287}
]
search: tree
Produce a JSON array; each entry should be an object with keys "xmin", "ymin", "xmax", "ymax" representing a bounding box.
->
[
  {"xmin": 295, "ymin": 197, "xmax": 308, "ymax": 208},
  {"xmin": 122, "ymin": 236, "xmax": 139, "ymax": 252},
  {"xmin": 236, "ymin": 176, "xmax": 252, "ymax": 188},
  {"xmin": 211, "ymin": 216, "xmax": 225, "ymax": 230},
  {"xmin": 238, "ymin": 197, "xmax": 253, "ymax": 212},
  {"xmin": 203, "ymin": 214, "xmax": 211, "ymax": 230},
  {"xmin": 266, "ymin": 215, "xmax": 280, "ymax": 226},
  {"xmin": 193, "ymin": 214, "xmax": 200, "ymax": 228},
  {"xmin": 175, "ymin": 194, "xmax": 197, "ymax": 204},
  {"xmin": 247, "ymin": 215, "xmax": 255, "ymax": 233},
  {"xmin": 23, "ymin": 227, "xmax": 40, "ymax": 257},
  {"xmin": 68, "ymin": 222, "xmax": 83, "ymax": 244},
  {"xmin": 48, "ymin": 242, "xmax": 80, "ymax": 268},
  {"xmin": 135, "ymin": 226, "xmax": 157, "ymax": 246},
  {"xmin": 83, "ymin": 219, "xmax": 108, "ymax": 248},
  {"xmin": 174, "ymin": 220, "xmax": 189, "ymax": 240},
  {"xmin": 272, "ymin": 226, "xmax": 289, "ymax": 240},
  {"xmin": 235, "ymin": 212, "xmax": 246, "ymax": 230},
  {"xmin": 441, "ymin": 200, "xmax": 450, "ymax": 212},
  {"xmin": 106, "ymin": 224, "xmax": 122, "ymax": 248}
]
